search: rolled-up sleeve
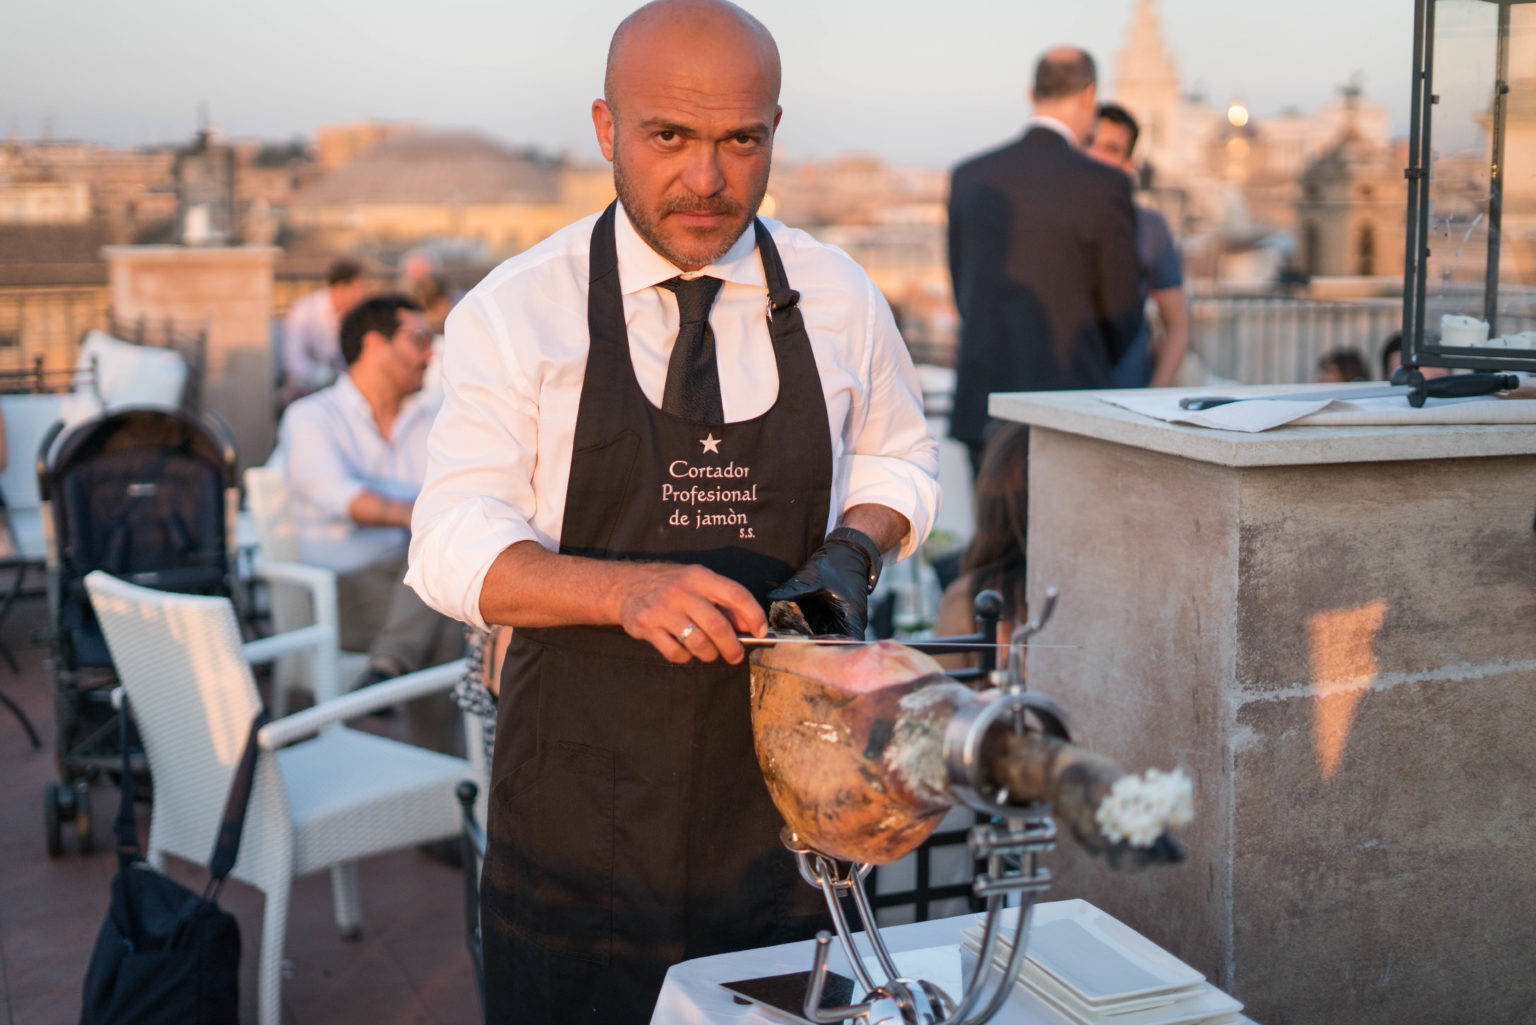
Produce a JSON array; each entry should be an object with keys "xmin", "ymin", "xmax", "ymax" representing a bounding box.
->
[
  {"xmin": 841, "ymin": 276, "xmax": 942, "ymax": 561},
  {"xmin": 406, "ymin": 296, "xmax": 546, "ymax": 631}
]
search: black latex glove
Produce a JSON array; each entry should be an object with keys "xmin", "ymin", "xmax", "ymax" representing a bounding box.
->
[{"xmin": 766, "ymin": 537, "xmax": 875, "ymax": 639}]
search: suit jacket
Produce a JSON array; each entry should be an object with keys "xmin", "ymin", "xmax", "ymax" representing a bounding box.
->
[{"xmin": 947, "ymin": 126, "xmax": 1144, "ymax": 444}]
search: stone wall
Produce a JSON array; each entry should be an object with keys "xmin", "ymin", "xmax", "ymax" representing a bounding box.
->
[
  {"xmin": 1025, "ymin": 426, "xmax": 1536, "ymax": 1025},
  {"xmin": 103, "ymin": 245, "xmax": 279, "ymax": 467}
]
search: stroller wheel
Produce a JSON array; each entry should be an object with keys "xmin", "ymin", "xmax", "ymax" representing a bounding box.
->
[
  {"xmin": 74, "ymin": 780, "xmax": 94, "ymax": 853},
  {"xmin": 43, "ymin": 781, "xmax": 63, "ymax": 858}
]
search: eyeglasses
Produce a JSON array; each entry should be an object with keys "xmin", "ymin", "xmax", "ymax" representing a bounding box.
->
[{"xmin": 395, "ymin": 327, "xmax": 435, "ymax": 350}]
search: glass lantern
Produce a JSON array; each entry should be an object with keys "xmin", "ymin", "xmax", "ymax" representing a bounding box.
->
[{"xmin": 1404, "ymin": 0, "xmax": 1536, "ymax": 370}]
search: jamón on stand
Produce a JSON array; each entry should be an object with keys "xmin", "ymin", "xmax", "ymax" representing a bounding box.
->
[{"xmin": 748, "ymin": 635, "xmax": 1191, "ymax": 867}]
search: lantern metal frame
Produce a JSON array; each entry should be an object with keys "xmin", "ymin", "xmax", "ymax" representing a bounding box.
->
[{"xmin": 1403, "ymin": 0, "xmax": 1536, "ymax": 371}]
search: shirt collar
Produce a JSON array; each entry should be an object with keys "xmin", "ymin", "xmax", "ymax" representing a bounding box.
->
[
  {"xmin": 336, "ymin": 369, "xmax": 431, "ymax": 421},
  {"xmin": 334, "ymin": 371, "xmax": 368, "ymax": 411},
  {"xmin": 1026, "ymin": 114, "xmax": 1080, "ymax": 147},
  {"xmin": 614, "ymin": 200, "xmax": 765, "ymax": 295}
]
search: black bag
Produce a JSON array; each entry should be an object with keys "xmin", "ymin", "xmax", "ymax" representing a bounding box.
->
[{"xmin": 81, "ymin": 697, "xmax": 269, "ymax": 1025}]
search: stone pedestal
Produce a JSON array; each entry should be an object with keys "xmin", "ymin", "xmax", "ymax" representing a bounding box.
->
[
  {"xmin": 102, "ymin": 245, "xmax": 279, "ymax": 468},
  {"xmin": 993, "ymin": 387, "xmax": 1536, "ymax": 1025}
]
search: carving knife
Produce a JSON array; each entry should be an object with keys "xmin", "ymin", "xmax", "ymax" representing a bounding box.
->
[
  {"xmin": 1179, "ymin": 372, "xmax": 1521, "ymax": 411},
  {"xmin": 737, "ymin": 636, "xmax": 1076, "ymax": 649}
]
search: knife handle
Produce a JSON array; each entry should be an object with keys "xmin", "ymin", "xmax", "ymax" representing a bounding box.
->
[{"xmin": 1421, "ymin": 373, "xmax": 1520, "ymax": 400}]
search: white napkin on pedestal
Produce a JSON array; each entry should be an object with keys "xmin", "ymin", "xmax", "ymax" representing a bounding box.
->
[{"xmin": 1100, "ymin": 393, "xmax": 1331, "ymax": 432}]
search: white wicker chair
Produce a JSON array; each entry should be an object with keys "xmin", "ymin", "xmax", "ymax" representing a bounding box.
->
[
  {"xmin": 85, "ymin": 570, "xmax": 471, "ymax": 1025},
  {"xmin": 243, "ymin": 462, "xmax": 370, "ymax": 714},
  {"xmin": 1, "ymin": 390, "xmax": 103, "ymax": 558}
]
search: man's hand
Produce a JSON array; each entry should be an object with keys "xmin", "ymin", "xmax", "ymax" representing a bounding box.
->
[
  {"xmin": 348, "ymin": 490, "xmax": 414, "ymax": 529},
  {"xmin": 479, "ymin": 543, "xmax": 766, "ymax": 664},
  {"xmin": 766, "ymin": 533, "xmax": 878, "ymax": 639},
  {"xmin": 615, "ymin": 564, "xmax": 766, "ymax": 665}
]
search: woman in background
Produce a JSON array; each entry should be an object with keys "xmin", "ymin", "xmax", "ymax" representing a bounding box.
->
[{"xmin": 934, "ymin": 424, "xmax": 1029, "ymax": 672}]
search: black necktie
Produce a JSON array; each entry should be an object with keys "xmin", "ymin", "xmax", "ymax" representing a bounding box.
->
[{"xmin": 658, "ymin": 275, "xmax": 724, "ymax": 424}]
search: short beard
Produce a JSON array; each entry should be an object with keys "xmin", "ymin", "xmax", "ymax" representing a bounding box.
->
[{"xmin": 613, "ymin": 148, "xmax": 762, "ymax": 268}]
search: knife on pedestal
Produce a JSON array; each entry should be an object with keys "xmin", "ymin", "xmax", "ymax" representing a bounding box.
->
[{"xmin": 1179, "ymin": 372, "xmax": 1521, "ymax": 411}]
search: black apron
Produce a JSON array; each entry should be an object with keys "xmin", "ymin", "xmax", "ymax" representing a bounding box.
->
[{"xmin": 482, "ymin": 204, "xmax": 834, "ymax": 1025}]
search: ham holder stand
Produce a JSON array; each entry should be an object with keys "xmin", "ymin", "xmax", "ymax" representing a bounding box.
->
[{"xmin": 729, "ymin": 593, "xmax": 1068, "ymax": 1025}]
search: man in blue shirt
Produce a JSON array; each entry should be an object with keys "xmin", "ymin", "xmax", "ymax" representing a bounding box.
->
[{"xmin": 1088, "ymin": 103, "xmax": 1190, "ymax": 389}]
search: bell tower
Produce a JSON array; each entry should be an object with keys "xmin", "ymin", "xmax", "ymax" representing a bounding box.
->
[{"xmin": 1114, "ymin": 0, "xmax": 1182, "ymax": 181}]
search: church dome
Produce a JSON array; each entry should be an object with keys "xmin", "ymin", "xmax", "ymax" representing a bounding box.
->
[
  {"xmin": 1301, "ymin": 127, "xmax": 1392, "ymax": 184},
  {"xmin": 296, "ymin": 130, "xmax": 562, "ymax": 206}
]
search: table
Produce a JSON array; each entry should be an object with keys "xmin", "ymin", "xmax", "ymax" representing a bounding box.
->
[{"xmin": 650, "ymin": 903, "xmax": 1253, "ymax": 1025}]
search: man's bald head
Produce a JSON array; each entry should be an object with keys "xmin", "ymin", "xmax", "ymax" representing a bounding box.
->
[
  {"xmin": 1030, "ymin": 46, "xmax": 1099, "ymax": 144},
  {"xmin": 591, "ymin": 0, "xmax": 783, "ymax": 269},
  {"xmin": 1033, "ymin": 47, "xmax": 1096, "ymax": 102},
  {"xmin": 604, "ymin": 0, "xmax": 781, "ymax": 113}
]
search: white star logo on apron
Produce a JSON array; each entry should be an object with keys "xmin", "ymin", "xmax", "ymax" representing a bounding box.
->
[{"xmin": 700, "ymin": 433, "xmax": 721, "ymax": 454}]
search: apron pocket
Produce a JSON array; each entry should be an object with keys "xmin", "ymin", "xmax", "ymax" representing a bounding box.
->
[
  {"xmin": 486, "ymin": 740, "xmax": 615, "ymax": 965},
  {"xmin": 562, "ymin": 431, "xmax": 640, "ymax": 556}
]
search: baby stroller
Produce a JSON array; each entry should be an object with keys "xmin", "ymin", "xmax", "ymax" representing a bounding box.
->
[{"xmin": 39, "ymin": 405, "xmax": 240, "ymax": 856}]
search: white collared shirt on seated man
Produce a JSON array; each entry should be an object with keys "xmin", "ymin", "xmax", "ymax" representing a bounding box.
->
[
  {"xmin": 406, "ymin": 202, "xmax": 941, "ymax": 631},
  {"xmin": 278, "ymin": 372, "xmax": 439, "ymax": 575}
]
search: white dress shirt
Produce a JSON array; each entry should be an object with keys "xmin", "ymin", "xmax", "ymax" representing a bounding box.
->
[
  {"xmin": 281, "ymin": 287, "xmax": 344, "ymax": 389},
  {"xmin": 406, "ymin": 204, "xmax": 942, "ymax": 631},
  {"xmin": 277, "ymin": 373, "xmax": 439, "ymax": 574},
  {"xmin": 1025, "ymin": 114, "xmax": 1081, "ymax": 147}
]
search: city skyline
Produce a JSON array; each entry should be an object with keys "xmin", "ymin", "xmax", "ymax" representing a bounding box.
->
[{"xmin": 5, "ymin": 0, "xmax": 1413, "ymax": 167}]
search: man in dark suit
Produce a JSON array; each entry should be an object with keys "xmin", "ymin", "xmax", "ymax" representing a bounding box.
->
[{"xmin": 947, "ymin": 47, "xmax": 1144, "ymax": 477}]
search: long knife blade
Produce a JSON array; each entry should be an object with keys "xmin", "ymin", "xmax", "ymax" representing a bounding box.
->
[
  {"xmin": 739, "ymin": 636, "xmax": 1076, "ymax": 649},
  {"xmin": 1180, "ymin": 385, "xmax": 1413, "ymax": 409},
  {"xmin": 1180, "ymin": 372, "xmax": 1519, "ymax": 410}
]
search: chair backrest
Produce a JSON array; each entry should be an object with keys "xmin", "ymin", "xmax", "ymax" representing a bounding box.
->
[
  {"xmin": 242, "ymin": 460, "xmax": 332, "ymax": 705},
  {"xmin": 76, "ymin": 330, "xmax": 189, "ymax": 410},
  {"xmin": 84, "ymin": 570, "xmax": 264, "ymax": 865},
  {"xmin": 244, "ymin": 464, "xmax": 302, "ymax": 564},
  {"xmin": 0, "ymin": 391, "xmax": 102, "ymax": 511}
]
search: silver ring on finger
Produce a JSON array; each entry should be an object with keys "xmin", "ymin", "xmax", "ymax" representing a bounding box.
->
[{"xmin": 677, "ymin": 622, "xmax": 697, "ymax": 644}]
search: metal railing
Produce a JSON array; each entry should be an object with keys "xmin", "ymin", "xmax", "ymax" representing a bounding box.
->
[
  {"xmin": 1191, "ymin": 294, "xmax": 1536, "ymax": 385},
  {"xmin": 17, "ymin": 282, "xmax": 1530, "ymax": 399},
  {"xmin": 105, "ymin": 313, "xmax": 209, "ymax": 413},
  {"xmin": 912, "ymin": 297, "xmax": 1412, "ymax": 387},
  {"xmin": 0, "ymin": 288, "xmax": 209, "ymax": 410},
  {"xmin": 0, "ymin": 287, "xmax": 112, "ymax": 372},
  {"xmin": 0, "ymin": 356, "xmax": 96, "ymax": 396},
  {"xmin": 1190, "ymin": 295, "xmax": 1403, "ymax": 384}
]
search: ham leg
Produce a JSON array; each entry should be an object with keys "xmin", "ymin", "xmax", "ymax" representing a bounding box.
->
[{"xmin": 749, "ymin": 638, "xmax": 1189, "ymax": 867}]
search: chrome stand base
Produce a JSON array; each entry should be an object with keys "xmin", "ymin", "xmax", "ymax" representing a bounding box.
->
[
  {"xmin": 778, "ymin": 590, "xmax": 1065, "ymax": 1024},
  {"xmin": 782, "ymin": 807, "xmax": 1055, "ymax": 1025}
]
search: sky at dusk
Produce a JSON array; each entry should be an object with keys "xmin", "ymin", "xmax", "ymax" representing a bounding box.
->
[{"xmin": 3, "ymin": 0, "xmax": 1415, "ymax": 167}]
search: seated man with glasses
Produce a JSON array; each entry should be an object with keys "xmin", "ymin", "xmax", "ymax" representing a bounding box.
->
[{"xmin": 277, "ymin": 293, "xmax": 464, "ymax": 752}]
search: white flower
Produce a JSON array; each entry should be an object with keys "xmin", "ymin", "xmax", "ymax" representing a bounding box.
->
[{"xmin": 1095, "ymin": 767, "xmax": 1195, "ymax": 847}]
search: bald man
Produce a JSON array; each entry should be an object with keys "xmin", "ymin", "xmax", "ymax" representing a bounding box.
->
[
  {"xmin": 947, "ymin": 47, "xmax": 1143, "ymax": 477},
  {"xmin": 405, "ymin": 2, "xmax": 940, "ymax": 1021}
]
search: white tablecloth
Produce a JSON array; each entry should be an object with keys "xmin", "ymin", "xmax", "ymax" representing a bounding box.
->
[{"xmin": 649, "ymin": 903, "xmax": 1255, "ymax": 1025}]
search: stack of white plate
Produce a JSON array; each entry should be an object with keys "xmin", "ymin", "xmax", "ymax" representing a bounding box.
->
[{"xmin": 958, "ymin": 900, "xmax": 1244, "ymax": 1025}]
